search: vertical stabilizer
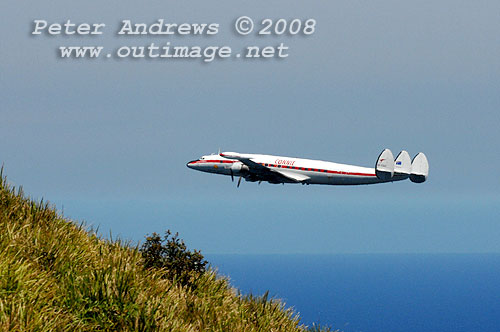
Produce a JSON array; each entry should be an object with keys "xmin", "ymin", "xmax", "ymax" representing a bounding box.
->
[
  {"xmin": 394, "ymin": 150, "xmax": 411, "ymax": 178},
  {"xmin": 375, "ymin": 149, "xmax": 395, "ymax": 180},
  {"xmin": 410, "ymin": 152, "xmax": 429, "ymax": 183}
]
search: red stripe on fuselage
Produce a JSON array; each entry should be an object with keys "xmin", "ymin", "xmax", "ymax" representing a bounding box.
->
[
  {"xmin": 189, "ymin": 160, "xmax": 235, "ymax": 164},
  {"xmin": 191, "ymin": 159, "xmax": 376, "ymax": 177},
  {"xmin": 265, "ymin": 163, "xmax": 376, "ymax": 177}
]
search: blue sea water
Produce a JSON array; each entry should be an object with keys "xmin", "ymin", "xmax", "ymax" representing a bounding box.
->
[{"xmin": 206, "ymin": 254, "xmax": 500, "ymax": 332}]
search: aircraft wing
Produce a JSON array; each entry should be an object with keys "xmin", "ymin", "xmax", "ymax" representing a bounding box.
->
[
  {"xmin": 233, "ymin": 157, "xmax": 269, "ymax": 173},
  {"xmin": 222, "ymin": 154, "xmax": 310, "ymax": 184},
  {"xmin": 272, "ymin": 169, "xmax": 311, "ymax": 183}
]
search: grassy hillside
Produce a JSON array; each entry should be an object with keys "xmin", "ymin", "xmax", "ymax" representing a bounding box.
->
[{"xmin": 0, "ymin": 170, "xmax": 332, "ymax": 332}]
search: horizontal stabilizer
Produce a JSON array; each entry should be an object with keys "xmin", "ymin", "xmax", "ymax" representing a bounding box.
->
[
  {"xmin": 394, "ymin": 150, "xmax": 411, "ymax": 178},
  {"xmin": 410, "ymin": 152, "xmax": 429, "ymax": 183},
  {"xmin": 375, "ymin": 149, "xmax": 394, "ymax": 180}
]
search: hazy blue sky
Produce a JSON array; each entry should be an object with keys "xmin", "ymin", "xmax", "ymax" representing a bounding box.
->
[{"xmin": 1, "ymin": 1, "xmax": 499, "ymax": 253}]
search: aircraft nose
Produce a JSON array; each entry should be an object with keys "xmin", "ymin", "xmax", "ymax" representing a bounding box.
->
[{"xmin": 186, "ymin": 160, "xmax": 198, "ymax": 169}]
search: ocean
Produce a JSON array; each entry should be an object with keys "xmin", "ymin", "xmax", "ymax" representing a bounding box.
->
[{"xmin": 206, "ymin": 254, "xmax": 500, "ymax": 332}]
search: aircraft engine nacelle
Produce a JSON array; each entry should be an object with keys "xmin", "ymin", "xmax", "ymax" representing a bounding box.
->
[{"xmin": 230, "ymin": 162, "xmax": 248, "ymax": 174}]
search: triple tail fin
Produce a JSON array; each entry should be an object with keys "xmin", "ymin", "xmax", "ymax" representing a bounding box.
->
[
  {"xmin": 394, "ymin": 150, "xmax": 411, "ymax": 179},
  {"xmin": 375, "ymin": 149, "xmax": 394, "ymax": 180},
  {"xmin": 410, "ymin": 152, "xmax": 429, "ymax": 183}
]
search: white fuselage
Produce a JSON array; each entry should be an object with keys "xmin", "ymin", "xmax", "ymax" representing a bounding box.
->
[{"xmin": 187, "ymin": 152, "xmax": 399, "ymax": 185}]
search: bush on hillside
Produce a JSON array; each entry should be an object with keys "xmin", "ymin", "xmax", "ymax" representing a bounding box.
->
[{"xmin": 140, "ymin": 230, "xmax": 207, "ymax": 287}]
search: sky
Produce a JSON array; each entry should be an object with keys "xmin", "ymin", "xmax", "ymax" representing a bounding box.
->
[{"xmin": 1, "ymin": 0, "xmax": 499, "ymax": 254}]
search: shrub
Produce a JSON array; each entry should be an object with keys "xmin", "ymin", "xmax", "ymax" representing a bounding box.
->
[{"xmin": 140, "ymin": 230, "xmax": 207, "ymax": 287}]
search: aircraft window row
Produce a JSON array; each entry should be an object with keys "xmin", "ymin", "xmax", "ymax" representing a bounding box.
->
[
  {"xmin": 261, "ymin": 163, "xmax": 333, "ymax": 173},
  {"xmin": 200, "ymin": 160, "xmax": 233, "ymax": 163}
]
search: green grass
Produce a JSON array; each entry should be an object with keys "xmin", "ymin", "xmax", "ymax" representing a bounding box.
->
[{"xmin": 0, "ymin": 169, "xmax": 336, "ymax": 331}]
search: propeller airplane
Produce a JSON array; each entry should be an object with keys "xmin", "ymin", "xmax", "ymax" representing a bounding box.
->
[{"xmin": 186, "ymin": 149, "xmax": 428, "ymax": 187}]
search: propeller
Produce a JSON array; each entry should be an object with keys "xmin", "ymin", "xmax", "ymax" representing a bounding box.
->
[{"xmin": 237, "ymin": 177, "xmax": 242, "ymax": 188}]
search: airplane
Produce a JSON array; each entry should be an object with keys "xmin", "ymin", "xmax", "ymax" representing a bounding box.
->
[{"xmin": 186, "ymin": 149, "xmax": 428, "ymax": 187}]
